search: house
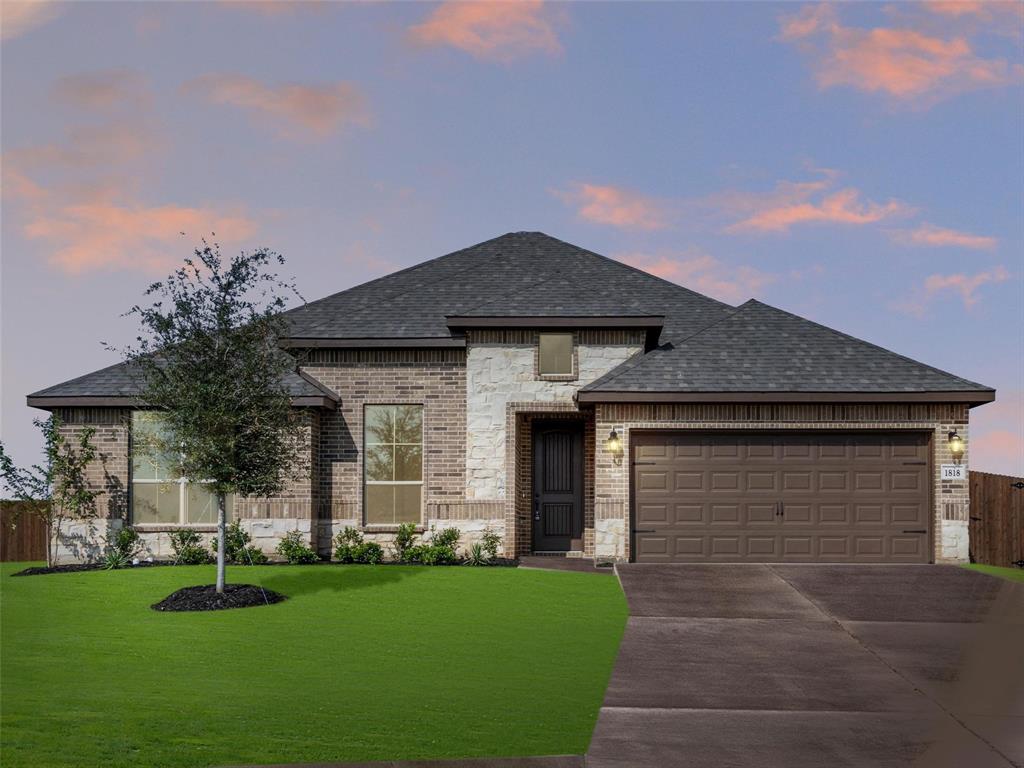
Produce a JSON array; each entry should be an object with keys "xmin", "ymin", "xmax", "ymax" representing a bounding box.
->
[{"xmin": 27, "ymin": 232, "xmax": 994, "ymax": 564}]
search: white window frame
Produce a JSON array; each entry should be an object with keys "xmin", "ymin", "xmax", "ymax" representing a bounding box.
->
[
  {"xmin": 363, "ymin": 403, "xmax": 424, "ymax": 526},
  {"xmin": 130, "ymin": 412, "xmax": 225, "ymax": 527}
]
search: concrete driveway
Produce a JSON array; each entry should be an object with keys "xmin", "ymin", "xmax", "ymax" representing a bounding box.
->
[{"xmin": 588, "ymin": 565, "xmax": 1024, "ymax": 768}]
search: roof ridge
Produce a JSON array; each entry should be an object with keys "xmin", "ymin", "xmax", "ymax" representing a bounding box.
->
[
  {"xmin": 282, "ymin": 232, "xmax": 515, "ymax": 328},
  {"xmin": 300, "ymin": 244, "xmax": 507, "ymax": 335},
  {"xmin": 744, "ymin": 299, "xmax": 992, "ymax": 390},
  {"xmin": 535, "ymin": 232, "xmax": 737, "ymax": 312},
  {"xmin": 581, "ymin": 302, "xmax": 745, "ymax": 392}
]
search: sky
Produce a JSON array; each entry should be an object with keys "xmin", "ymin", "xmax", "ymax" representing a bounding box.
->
[{"xmin": 1, "ymin": 0, "xmax": 1022, "ymax": 476}]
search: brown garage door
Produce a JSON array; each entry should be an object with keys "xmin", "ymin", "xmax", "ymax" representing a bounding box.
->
[{"xmin": 632, "ymin": 432, "xmax": 931, "ymax": 563}]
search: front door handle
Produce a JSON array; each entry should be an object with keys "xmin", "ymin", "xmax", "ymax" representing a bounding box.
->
[{"xmin": 533, "ymin": 495, "xmax": 540, "ymax": 521}]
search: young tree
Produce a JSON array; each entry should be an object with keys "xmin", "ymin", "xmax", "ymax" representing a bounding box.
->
[
  {"xmin": 0, "ymin": 415, "xmax": 100, "ymax": 567},
  {"xmin": 122, "ymin": 242, "xmax": 305, "ymax": 592}
]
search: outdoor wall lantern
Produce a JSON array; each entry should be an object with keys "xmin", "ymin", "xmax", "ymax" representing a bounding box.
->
[
  {"xmin": 605, "ymin": 429, "xmax": 624, "ymax": 464},
  {"xmin": 948, "ymin": 430, "xmax": 965, "ymax": 463}
]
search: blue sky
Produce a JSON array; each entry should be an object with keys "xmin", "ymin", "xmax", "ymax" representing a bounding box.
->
[{"xmin": 2, "ymin": 1, "xmax": 1022, "ymax": 474}]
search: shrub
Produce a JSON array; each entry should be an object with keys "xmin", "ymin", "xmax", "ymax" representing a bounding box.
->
[
  {"xmin": 211, "ymin": 519, "xmax": 268, "ymax": 565},
  {"xmin": 276, "ymin": 530, "xmax": 319, "ymax": 564},
  {"xmin": 334, "ymin": 527, "xmax": 362, "ymax": 563},
  {"xmin": 481, "ymin": 528, "xmax": 501, "ymax": 560},
  {"xmin": 334, "ymin": 527, "xmax": 385, "ymax": 564},
  {"xmin": 403, "ymin": 543, "xmax": 458, "ymax": 565},
  {"xmin": 393, "ymin": 522, "xmax": 417, "ymax": 561},
  {"xmin": 464, "ymin": 542, "xmax": 489, "ymax": 566},
  {"xmin": 169, "ymin": 528, "xmax": 213, "ymax": 565},
  {"xmin": 431, "ymin": 526, "xmax": 460, "ymax": 550},
  {"xmin": 103, "ymin": 526, "xmax": 141, "ymax": 570},
  {"xmin": 353, "ymin": 541, "xmax": 384, "ymax": 564}
]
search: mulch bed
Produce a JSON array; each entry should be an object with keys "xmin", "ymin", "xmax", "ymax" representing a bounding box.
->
[
  {"xmin": 151, "ymin": 584, "xmax": 286, "ymax": 612},
  {"xmin": 12, "ymin": 561, "xmax": 173, "ymax": 577}
]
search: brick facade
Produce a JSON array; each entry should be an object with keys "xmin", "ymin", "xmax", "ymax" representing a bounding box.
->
[{"xmin": 44, "ymin": 356, "xmax": 975, "ymax": 565}]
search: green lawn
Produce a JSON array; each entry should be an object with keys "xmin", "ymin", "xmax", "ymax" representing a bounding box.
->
[
  {"xmin": 962, "ymin": 563, "xmax": 1024, "ymax": 583},
  {"xmin": 1, "ymin": 563, "xmax": 627, "ymax": 768}
]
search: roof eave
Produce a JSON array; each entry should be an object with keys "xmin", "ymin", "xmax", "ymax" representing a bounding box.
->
[
  {"xmin": 445, "ymin": 315, "xmax": 665, "ymax": 330},
  {"xmin": 26, "ymin": 395, "xmax": 338, "ymax": 411},
  {"xmin": 576, "ymin": 390, "xmax": 997, "ymax": 406},
  {"xmin": 280, "ymin": 336, "xmax": 466, "ymax": 349}
]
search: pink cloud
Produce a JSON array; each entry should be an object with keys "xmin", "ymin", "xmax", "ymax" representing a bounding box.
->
[
  {"xmin": 780, "ymin": 3, "xmax": 1024, "ymax": 102},
  {"xmin": 183, "ymin": 74, "xmax": 368, "ymax": 139},
  {"xmin": 924, "ymin": 1, "xmax": 1024, "ymax": 21},
  {"xmin": 617, "ymin": 250, "xmax": 776, "ymax": 304},
  {"xmin": 408, "ymin": 1, "xmax": 561, "ymax": 62},
  {"xmin": 1, "ymin": 1, "xmax": 60, "ymax": 40},
  {"xmin": 894, "ymin": 266, "xmax": 1011, "ymax": 316},
  {"xmin": 22, "ymin": 194, "xmax": 258, "ymax": 274},
  {"xmin": 893, "ymin": 222, "xmax": 997, "ymax": 250},
  {"xmin": 727, "ymin": 185, "xmax": 911, "ymax": 233},
  {"xmin": 555, "ymin": 183, "xmax": 668, "ymax": 230}
]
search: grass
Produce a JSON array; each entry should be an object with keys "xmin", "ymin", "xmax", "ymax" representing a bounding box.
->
[
  {"xmin": 1, "ymin": 562, "xmax": 627, "ymax": 768},
  {"xmin": 962, "ymin": 563, "xmax": 1024, "ymax": 583}
]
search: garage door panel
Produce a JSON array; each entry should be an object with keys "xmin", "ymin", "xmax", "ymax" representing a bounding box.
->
[
  {"xmin": 632, "ymin": 432, "xmax": 930, "ymax": 563},
  {"xmin": 747, "ymin": 503, "xmax": 777, "ymax": 525}
]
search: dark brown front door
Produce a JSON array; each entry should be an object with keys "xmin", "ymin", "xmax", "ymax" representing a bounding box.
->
[
  {"xmin": 533, "ymin": 420, "xmax": 584, "ymax": 552},
  {"xmin": 632, "ymin": 431, "xmax": 932, "ymax": 563}
]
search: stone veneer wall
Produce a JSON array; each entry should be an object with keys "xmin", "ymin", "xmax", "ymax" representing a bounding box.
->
[
  {"xmin": 593, "ymin": 402, "xmax": 972, "ymax": 563},
  {"xmin": 466, "ymin": 330, "xmax": 644, "ymax": 502}
]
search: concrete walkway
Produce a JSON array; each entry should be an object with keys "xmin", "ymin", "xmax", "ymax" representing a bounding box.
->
[{"xmin": 588, "ymin": 564, "xmax": 1024, "ymax": 768}]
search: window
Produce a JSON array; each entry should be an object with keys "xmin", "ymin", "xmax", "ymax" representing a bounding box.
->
[
  {"xmin": 131, "ymin": 412, "xmax": 230, "ymax": 525},
  {"xmin": 364, "ymin": 405, "xmax": 423, "ymax": 525},
  {"xmin": 538, "ymin": 332, "xmax": 574, "ymax": 376}
]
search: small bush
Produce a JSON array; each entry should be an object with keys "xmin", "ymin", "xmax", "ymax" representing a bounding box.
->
[
  {"xmin": 393, "ymin": 522, "xmax": 418, "ymax": 561},
  {"xmin": 334, "ymin": 527, "xmax": 362, "ymax": 562},
  {"xmin": 103, "ymin": 526, "xmax": 142, "ymax": 569},
  {"xmin": 353, "ymin": 541, "xmax": 384, "ymax": 564},
  {"xmin": 431, "ymin": 526, "xmax": 460, "ymax": 550},
  {"xmin": 403, "ymin": 543, "xmax": 458, "ymax": 565},
  {"xmin": 211, "ymin": 520, "xmax": 268, "ymax": 565},
  {"xmin": 334, "ymin": 527, "xmax": 385, "ymax": 564},
  {"xmin": 481, "ymin": 528, "xmax": 501, "ymax": 560},
  {"xmin": 276, "ymin": 530, "xmax": 319, "ymax": 564},
  {"xmin": 169, "ymin": 529, "xmax": 213, "ymax": 565}
]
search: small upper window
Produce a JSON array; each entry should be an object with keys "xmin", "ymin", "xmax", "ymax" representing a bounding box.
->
[{"xmin": 538, "ymin": 333, "xmax": 573, "ymax": 376}]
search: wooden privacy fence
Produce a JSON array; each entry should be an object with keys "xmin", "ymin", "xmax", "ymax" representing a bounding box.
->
[
  {"xmin": 969, "ymin": 471, "xmax": 1024, "ymax": 567},
  {"xmin": 1, "ymin": 501, "xmax": 48, "ymax": 562}
]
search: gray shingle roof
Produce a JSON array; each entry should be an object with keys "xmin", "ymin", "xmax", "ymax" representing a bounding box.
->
[
  {"xmin": 28, "ymin": 359, "xmax": 338, "ymax": 405},
  {"xmin": 581, "ymin": 300, "xmax": 993, "ymax": 396},
  {"xmin": 282, "ymin": 232, "xmax": 732, "ymax": 340}
]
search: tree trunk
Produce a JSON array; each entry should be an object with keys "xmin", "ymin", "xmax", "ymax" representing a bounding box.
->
[
  {"xmin": 216, "ymin": 492, "xmax": 226, "ymax": 593},
  {"xmin": 46, "ymin": 519, "xmax": 54, "ymax": 568}
]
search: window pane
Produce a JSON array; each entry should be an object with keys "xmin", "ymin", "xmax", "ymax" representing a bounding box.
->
[
  {"xmin": 394, "ymin": 445, "xmax": 422, "ymax": 482},
  {"xmin": 365, "ymin": 485, "xmax": 395, "ymax": 525},
  {"xmin": 365, "ymin": 406, "xmax": 394, "ymax": 445},
  {"xmin": 132, "ymin": 482, "xmax": 181, "ymax": 524},
  {"xmin": 394, "ymin": 406, "xmax": 422, "ymax": 444},
  {"xmin": 132, "ymin": 412, "xmax": 179, "ymax": 480},
  {"xmin": 539, "ymin": 333, "xmax": 573, "ymax": 375},
  {"xmin": 186, "ymin": 485, "xmax": 224, "ymax": 524},
  {"xmin": 394, "ymin": 485, "xmax": 422, "ymax": 523},
  {"xmin": 365, "ymin": 444, "xmax": 394, "ymax": 481}
]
